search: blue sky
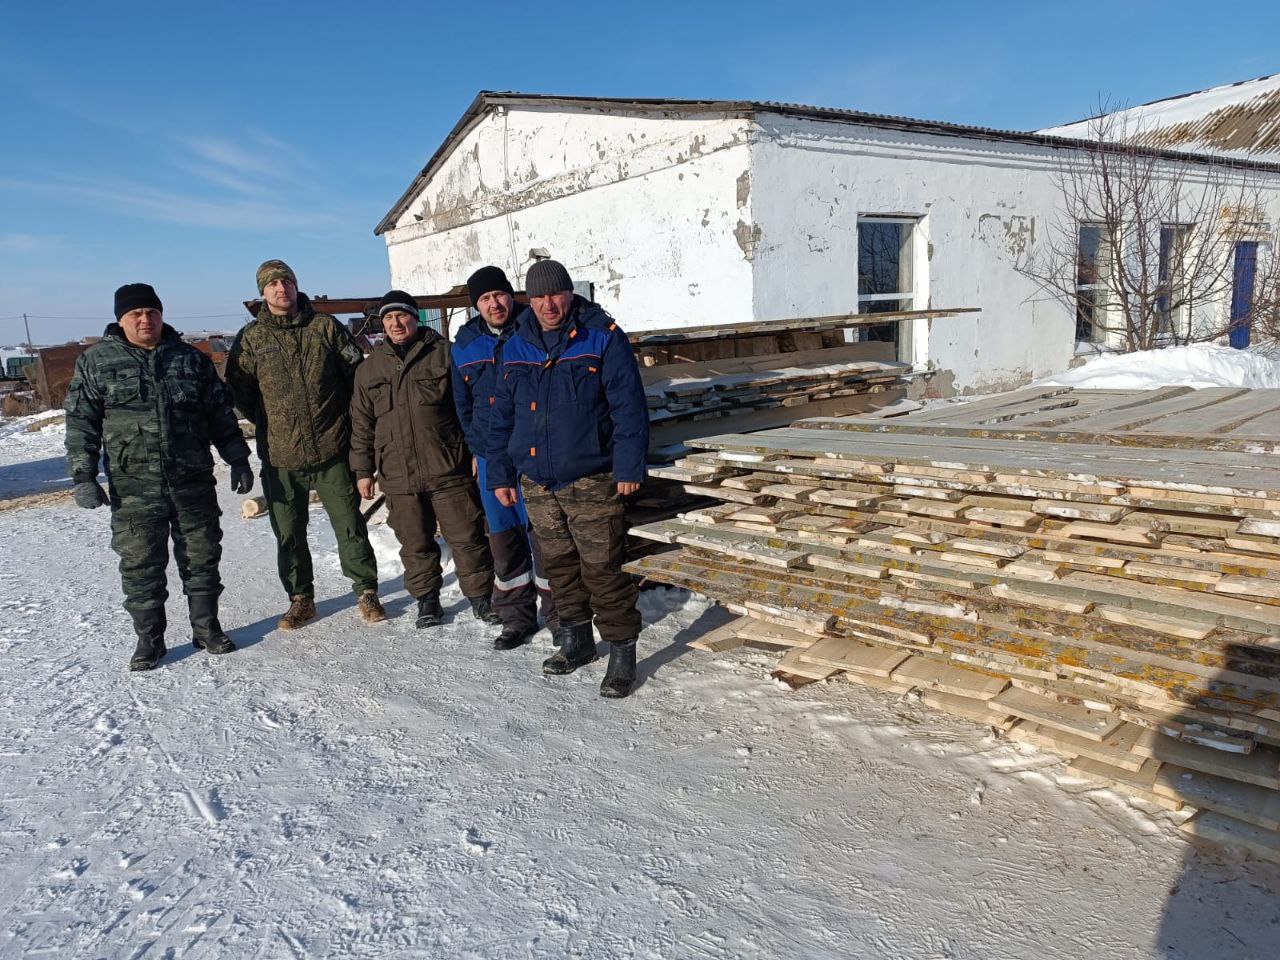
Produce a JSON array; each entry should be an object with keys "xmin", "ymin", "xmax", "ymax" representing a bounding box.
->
[{"xmin": 2, "ymin": 0, "xmax": 1278, "ymax": 344}]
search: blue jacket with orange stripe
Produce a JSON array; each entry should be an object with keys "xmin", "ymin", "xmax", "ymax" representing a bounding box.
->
[
  {"xmin": 449, "ymin": 307, "xmax": 530, "ymax": 458},
  {"xmin": 486, "ymin": 297, "xmax": 648, "ymax": 492}
]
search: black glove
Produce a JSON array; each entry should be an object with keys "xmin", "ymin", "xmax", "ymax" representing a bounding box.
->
[
  {"xmin": 73, "ymin": 480, "xmax": 109, "ymax": 509},
  {"xmin": 230, "ymin": 461, "xmax": 254, "ymax": 495}
]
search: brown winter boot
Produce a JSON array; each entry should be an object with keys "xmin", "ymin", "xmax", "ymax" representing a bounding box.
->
[
  {"xmin": 357, "ymin": 589, "xmax": 387, "ymax": 624},
  {"xmin": 277, "ymin": 594, "xmax": 317, "ymax": 630}
]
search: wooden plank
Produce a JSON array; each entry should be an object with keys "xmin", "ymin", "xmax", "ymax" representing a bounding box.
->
[
  {"xmin": 1179, "ymin": 811, "xmax": 1280, "ymax": 864},
  {"xmin": 1062, "ymin": 521, "xmax": 1161, "ymax": 546},
  {"xmin": 1069, "ymin": 757, "xmax": 1183, "ymax": 810},
  {"xmin": 1056, "ymin": 387, "xmax": 1238, "ymax": 433},
  {"xmin": 800, "ymin": 637, "xmax": 910, "ymax": 677},
  {"xmin": 902, "ymin": 387, "xmax": 1076, "ymax": 424},
  {"xmin": 1095, "ymin": 605, "xmax": 1214, "ymax": 641},
  {"xmin": 921, "ymin": 690, "xmax": 1013, "ymax": 724},
  {"xmin": 1215, "ymin": 576, "xmax": 1280, "ymax": 601},
  {"xmin": 1132, "ymin": 730, "xmax": 1280, "ymax": 790},
  {"xmin": 773, "ymin": 646, "xmax": 840, "ymax": 681},
  {"xmin": 1154, "ymin": 765, "xmax": 1280, "ymax": 831},
  {"xmin": 689, "ymin": 618, "xmax": 751, "ymax": 653},
  {"xmin": 990, "ymin": 582, "xmax": 1094, "ymax": 615},
  {"xmin": 891, "ymin": 656, "xmax": 1009, "ymax": 700},
  {"xmin": 1007, "ymin": 722, "xmax": 1147, "ymax": 772},
  {"xmin": 1139, "ymin": 390, "xmax": 1280, "ymax": 435},
  {"xmin": 1032, "ymin": 500, "xmax": 1131, "ymax": 523},
  {"xmin": 990, "ymin": 687, "xmax": 1123, "ymax": 742},
  {"xmin": 1238, "ymin": 518, "xmax": 1280, "ymax": 538}
]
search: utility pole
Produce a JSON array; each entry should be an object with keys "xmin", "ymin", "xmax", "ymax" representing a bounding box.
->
[{"xmin": 22, "ymin": 313, "xmax": 33, "ymax": 355}]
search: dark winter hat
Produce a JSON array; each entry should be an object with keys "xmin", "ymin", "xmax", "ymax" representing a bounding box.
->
[
  {"xmin": 525, "ymin": 259, "xmax": 573, "ymax": 298},
  {"xmin": 113, "ymin": 283, "xmax": 163, "ymax": 320},
  {"xmin": 466, "ymin": 265, "xmax": 515, "ymax": 308},
  {"xmin": 378, "ymin": 289, "xmax": 419, "ymax": 318},
  {"xmin": 255, "ymin": 259, "xmax": 297, "ymax": 294}
]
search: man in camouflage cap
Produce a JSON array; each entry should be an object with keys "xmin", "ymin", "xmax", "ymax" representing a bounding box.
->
[
  {"xmin": 226, "ymin": 260, "xmax": 384, "ymax": 629},
  {"xmin": 65, "ymin": 282, "xmax": 254, "ymax": 671}
]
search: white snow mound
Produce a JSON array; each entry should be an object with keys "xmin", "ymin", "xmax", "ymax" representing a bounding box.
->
[{"xmin": 1037, "ymin": 344, "xmax": 1280, "ymax": 390}]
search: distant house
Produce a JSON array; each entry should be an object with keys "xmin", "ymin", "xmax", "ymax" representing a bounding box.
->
[{"xmin": 376, "ymin": 88, "xmax": 1280, "ymax": 395}]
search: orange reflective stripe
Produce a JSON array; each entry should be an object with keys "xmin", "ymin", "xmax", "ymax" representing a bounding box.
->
[
  {"xmin": 588, "ymin": 366, "xmax": 597, "ymax": 373},
  {"xmin": 530, "ymin": 447, "xmax": 536, "ymax": 457},
  {"xmin": 608, "ymin": 322, "xmax": 617, "ymax": 331},
  {"xmin": 530, "ymin": 401, "xmax": 537, "ymax": 411},
  {"xmin": 569, "ymin": 329, "xmax": 577, "ymax": 338},
  {"xmin": 488, "ymin": 396, "xmax": 495, "ymax": 405}
]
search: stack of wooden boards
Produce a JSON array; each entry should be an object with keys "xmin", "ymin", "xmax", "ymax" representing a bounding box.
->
[{"xmin": 627, "ymin": 386, "xmax": 1280, "ymax": 862}]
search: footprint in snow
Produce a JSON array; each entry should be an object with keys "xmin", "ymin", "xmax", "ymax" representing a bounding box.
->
[{"xmin": 463, "ymin": 827, "xmax": 492, "ymax": 856}]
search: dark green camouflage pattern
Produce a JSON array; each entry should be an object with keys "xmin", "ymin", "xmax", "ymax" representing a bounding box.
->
[
  {"xmin": 65, "ymin": 324, "xmax": 249, "ymax": 486},
  {"xmin": 226, "ymin": 294, "xmax": 365, "ymax": 471},
  {"xmin": 64, "ymin": 323, "xmax": 247, "ymax": 614}
]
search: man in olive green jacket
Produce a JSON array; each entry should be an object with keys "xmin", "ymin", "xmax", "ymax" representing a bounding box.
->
[
  {"xmin": 226, "ymin": 260, "xmax": 384, "ymax": 629},
  {"xmin": 350, "ymin": 291, "xmax": 497, "ymax": 630},
  {"xmin": 66, "ymin": 282, "xmax": 253, "ymax": 671}
]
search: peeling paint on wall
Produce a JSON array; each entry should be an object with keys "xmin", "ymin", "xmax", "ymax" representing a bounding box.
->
[
  {"xmin": 734, "ymin": 220, "xmax": 762, "ymax": 260},
  {"xmin": 977, "ymin": 213, "xmax": 1036, "ymax": 259},
  {"xmin": 736, "ymin": 169, "xmax": 751, "ymax": 209}
]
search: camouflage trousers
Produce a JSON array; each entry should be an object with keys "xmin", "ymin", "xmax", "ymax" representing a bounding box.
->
[
  {"xmin": 108, "ymin": 473, "xmax": 222, "ymax": 615},
  {"xmin": 520, "ymin": 472, "xmax": 640, "ymax": 644}
]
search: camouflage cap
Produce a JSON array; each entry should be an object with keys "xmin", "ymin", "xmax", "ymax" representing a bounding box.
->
[{"xmin": 256, "ymin": 259, "xmax": 297, "ymax": 294}]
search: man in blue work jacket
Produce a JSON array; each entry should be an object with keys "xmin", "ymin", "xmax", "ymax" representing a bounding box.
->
[
  {"xmin": 451, "ymin": 266, "xmax": 557, "ymax": 650},
  {"xmin": 487, "ymin": 260, "xmax": 648, "ymax": 699}
]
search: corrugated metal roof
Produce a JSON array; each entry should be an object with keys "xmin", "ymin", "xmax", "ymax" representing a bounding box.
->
[
  {"xmin": 376, "ymin": 90, "xmax": 1280, "ymax": 236},
  {"xmin": 1040, "ymin": 73, "xmax": 1280, "ymax": 163}
]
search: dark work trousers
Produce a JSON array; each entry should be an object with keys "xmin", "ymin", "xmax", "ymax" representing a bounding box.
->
[
  {"xmin": 109, "ymin": 473, "xmax": 222, "ymax": 614},
  {"xmin": 384, "ymin": 479, "xmax": 495, "ymax": 601},
  {"xmin": 261, "ymin": 456, "xmax": 379, "ymax": 599},
  {"xmin": 519, "ymin": 472, "xmax": 640, "ymax": 644},
  {"xmin": 477, "ymin": 455, "xmax": 557, "ymax": 631}
]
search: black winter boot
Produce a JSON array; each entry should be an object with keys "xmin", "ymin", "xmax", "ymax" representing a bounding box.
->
[
  {"xmin": 493, "ymin": 624, "xmax": 535, "ymax": 651},
  {"xmin": 468, "ymin": 595, "xmax": 502, "ymax": 626},
  {"xmin": 416, "ymin": 593, "xmax": 444, "ymax": 628},
  {"xmin": 128, "ymin": 608, "xmax": 167, "ymax": 672},
  {"xmin": 600, "ymin": 639, "xmax": 638, "ymax": 699},
  {"xmin": 189, "ymin": 594, "xmax": 236, "ymax": 655},
  {"xmin": 542, "ymin": 621, "xmax": 598, "ymax": 676}
]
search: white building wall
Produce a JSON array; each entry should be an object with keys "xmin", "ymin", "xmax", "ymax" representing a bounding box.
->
[
  {"xmin": 748, "ymin": 116, "xmax": 1083, "ymax": 394},
  {"xmin": 383, "ymin": 107, "xmax": 755, "ymax": 331},
  {"xmin": 383, "ymin": 102, "xmax": 1280, "ymax": 395}
]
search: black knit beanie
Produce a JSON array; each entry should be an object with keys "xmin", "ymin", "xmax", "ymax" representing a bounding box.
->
[
  {"xmin": 114, "ymin": 283, "xmax": 163, "ymax": 320},
  {"xmin": 378, "ymin": 289, "xmax": 419, "ymax": 318},
  {"xmin": 466, "ymin": 265, "xmax": 515, "ymax": 308},
  {"xmin": 525, "ymin": 259, "xmax": 573, "ymax": 298}
]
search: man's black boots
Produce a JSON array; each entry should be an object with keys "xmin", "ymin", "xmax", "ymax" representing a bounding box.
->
[
  {"xmin": 542, "ymin": 621, "xmax": 598, "ymax": 675},
  {"xmin": 128, "ymin": 608, "xmax": 167, "ymax": 672},
  {"xmin": 468, "ymin": 595, "xmax": 502, "ymax": 626},
  {"xmin": 493, "ymin": 623, "xmax": 535, "ymax": 650},
  {"xmin": 416, "ymin": 592, "xmax": 444, "ymax": 628},
  {"xmin": 189, "ymin": 594, "xmax": 236, "ymax": 655},
  {"xmin": 600, "ymin": 639, "xmax": 638, "ymax": 699}
]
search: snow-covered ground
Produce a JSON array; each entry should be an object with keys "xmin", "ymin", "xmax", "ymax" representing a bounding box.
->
[{"xmin": 3, "ymin": 404, "xmax": 1279, "ymax": 958}]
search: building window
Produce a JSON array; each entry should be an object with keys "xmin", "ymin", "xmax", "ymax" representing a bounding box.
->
[
  {"xmin": 1075, "ymin": 223, "xmax": 1112, "ymax": 342},
  {"xmin": 858, "ymin": 217, "xmax": 917, "ymax": 344},
  {"xmin": 1156, "ymin": 224, "xmax": 1191, "ymax": 339}
]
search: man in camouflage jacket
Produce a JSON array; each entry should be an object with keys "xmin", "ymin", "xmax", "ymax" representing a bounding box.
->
[
  {"xmin": 225, "ymin": 260, "xmax": 384, "ymax": 629},
  {"xmin": 65, "ymin": 283, "xmax": 253, "ymax": 671}
]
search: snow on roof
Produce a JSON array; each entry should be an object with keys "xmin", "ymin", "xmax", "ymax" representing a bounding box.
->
[{"xmin": 1039, "ymin": 73, "xmax": 1280, "ymax": 164}]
